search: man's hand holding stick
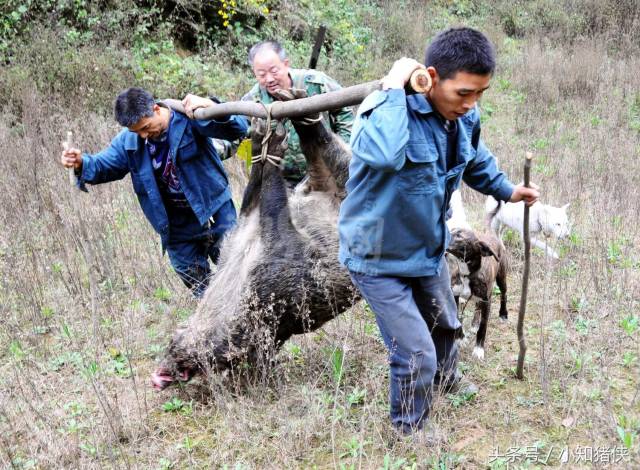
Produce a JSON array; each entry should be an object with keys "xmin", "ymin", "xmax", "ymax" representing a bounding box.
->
[{"xmin": 61, "ymin": 131, "xmax": 82, "ymax": 186}]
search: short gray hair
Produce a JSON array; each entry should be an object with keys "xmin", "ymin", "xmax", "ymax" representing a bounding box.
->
[
  {"xmin": 114, "ymin": 87, "xmax": 155, "ymax": 127},
  {"xmin": 248, "ymin": 40, "xmax": 287, "ymax": 66}
]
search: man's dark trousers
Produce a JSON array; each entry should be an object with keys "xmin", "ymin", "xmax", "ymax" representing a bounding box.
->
[
  {"xmin": 349, "ymin": 257, "xmax": 461, "ymax": 434},
  {"xmin": 166, "ymin": 199, "xmax": 237, "ymax": 297}
]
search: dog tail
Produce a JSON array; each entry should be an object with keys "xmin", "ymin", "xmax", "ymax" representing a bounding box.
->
[{"xmin": 485, "ymin": 198, "xmax": 503, "ymax": 229}]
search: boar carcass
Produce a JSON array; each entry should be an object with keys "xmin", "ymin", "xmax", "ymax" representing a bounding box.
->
[{"xmin": 152, "ymin": 101, "xmax": 358, "ymax": 390}]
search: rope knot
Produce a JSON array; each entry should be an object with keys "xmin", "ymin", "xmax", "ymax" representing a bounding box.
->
[{"xmin": 253, "ymin": 102, "xmax": 287, "ymax": 168}]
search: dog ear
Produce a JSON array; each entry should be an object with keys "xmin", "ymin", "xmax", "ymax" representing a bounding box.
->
[
  {"xmin": 477, "ymin": 241, "xmax": 499, "ymax": 261},
  {"xmin": 561, "ymin": 203, "xmax": 570, "ymax": 211}
]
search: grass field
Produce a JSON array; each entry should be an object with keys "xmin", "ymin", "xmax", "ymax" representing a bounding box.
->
[{"xmin": 1, "ymin": 0, "xmax": 640, "ymax": 468}]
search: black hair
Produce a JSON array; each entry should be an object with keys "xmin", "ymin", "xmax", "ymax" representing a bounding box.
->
[
  {"xmin": 114, "ymin": 87, "xmax": 155, "ymax": 127},
  {"xmin": 425, "ymin": 27, "xmax": 496, "ymax": 80},
  {"xmin": 248, "ymin": 40, "xmax": 288, "ymax": 66}
]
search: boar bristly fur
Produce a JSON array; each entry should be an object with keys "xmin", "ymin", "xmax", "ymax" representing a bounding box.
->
[{"xmin": 152, "ymin": 105, "xmax": 358, "ymax": 390}]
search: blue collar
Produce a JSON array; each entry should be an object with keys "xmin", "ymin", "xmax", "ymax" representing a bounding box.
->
[{"xmin": 406, "ymin": 93, "xmax": 434, "ymax": 115}]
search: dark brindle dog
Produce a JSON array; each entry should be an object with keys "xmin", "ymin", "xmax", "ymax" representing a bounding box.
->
[{"xmin": 446, "ymin": 227, "xmax": 508, "ymax": 360}]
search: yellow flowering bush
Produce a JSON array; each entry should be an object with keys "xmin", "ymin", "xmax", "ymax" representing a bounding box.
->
[{"xmin": 216, "ymin": 0, "xmax": 270, "ymax": 29}]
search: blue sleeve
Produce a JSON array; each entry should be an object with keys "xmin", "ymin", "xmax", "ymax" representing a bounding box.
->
[
  {"xmin": 463, "ymin": 113, "xmax": 514, "ymax": 202},
  {"xmin": 191, "ymin": 114, "xmax": 249, "ymax": 141},
  {"xmin": 349, "ymin": 89, "xmax": 410, "ymax": 172},
  {"xmin": 78, "ymin": 132, "xmax": 131, "ymax": 191}
]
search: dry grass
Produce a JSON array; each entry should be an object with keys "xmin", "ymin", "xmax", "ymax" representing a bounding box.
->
[{"xmin": 2, "ymin": 2, "xmax": 640, "ymax": 468}]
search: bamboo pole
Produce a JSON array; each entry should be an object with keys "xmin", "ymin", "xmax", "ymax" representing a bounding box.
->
[{"xmin": 516, "ymin": 152, "xmax": 534, "ymax": 379}]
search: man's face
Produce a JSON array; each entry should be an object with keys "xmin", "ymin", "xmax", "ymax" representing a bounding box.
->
[
  {"xmin": 252, "ymin": 49, "xmax": 292, "ymax": 96},
  {"xmin": 128, "ymin": 105, "xmax": 168, "ymax": 140},
  {"xmin": 427, "ymin": 69, "xmax": 491, "ymax": 120}
]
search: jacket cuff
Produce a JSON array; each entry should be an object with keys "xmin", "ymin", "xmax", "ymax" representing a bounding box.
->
[
  {"xmin": 76, "ymin": 156, "xmax": 89, "ymax": 192},
  {"xmin": 495, "ymin": 180, "xmax": 515, "ymax": 202}
]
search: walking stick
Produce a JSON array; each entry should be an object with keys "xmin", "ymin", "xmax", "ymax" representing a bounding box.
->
[
  {"xmin": 63, "ymin": 131, "xmax": 75, "ymax": 187},
  {"xmin": 516, "ymin": 152, "xmax": 533, "ymax": 379}
]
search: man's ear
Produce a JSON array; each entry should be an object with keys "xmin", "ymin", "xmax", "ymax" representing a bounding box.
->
[
  {"xmin": 478, "ymin": 241, "xmax": 499, "ymax": 261},
  {"xmin": 426, "ymin": 66, "xmax": 439, "ymax": 85},
  {"xmin": 153, "ymin": 103, "xmax": 161, "ymax": 114},
  {"xmin": 283, "ymin": 58, "xmax": 290, "ymax": 68}
]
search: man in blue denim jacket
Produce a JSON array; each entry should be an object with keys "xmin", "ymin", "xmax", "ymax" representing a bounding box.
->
[
  {"xmin": 61, "ymin": 87, "xmax": 248, "ymax": 297},
  {"xmin": 338, "ymin": 28, "xmax": 539, "ymax": 438}
]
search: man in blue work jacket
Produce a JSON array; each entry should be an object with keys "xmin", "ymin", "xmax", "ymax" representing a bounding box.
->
[
  {"xmin": 338, "ymin": 28, "xmax": 539, "ymax": 439},
  {"xmin": 61, "ymin": 87, "xmax": 248, "ymax": 297}
]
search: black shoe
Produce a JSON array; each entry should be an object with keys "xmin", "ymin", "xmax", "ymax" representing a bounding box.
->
[
  {"xmin": 445, "ymin": 377, "xmax": 479, "ymax": 397},
  {"xmin": 438, "ymin": 372, "xmax": 479, "ymax": 397},
  {"xmin": 393, "ymin": 422, "xmax": 446, "ymax": 447}
]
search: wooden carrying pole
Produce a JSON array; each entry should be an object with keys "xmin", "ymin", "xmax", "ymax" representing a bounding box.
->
[
  {"xmin": 162, "ymin": 69, "xmax": 432, "ymax": 120},
  {"xmin": 516, "ymin": 152, "xmax": 533, "ymax": 379}
]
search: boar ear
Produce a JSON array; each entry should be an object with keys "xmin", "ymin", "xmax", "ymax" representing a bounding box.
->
[
  {"xmin": 478, "ymin": 241, "xmax": 499, "ymax": 261},
  {"xmin": 561, "ymin": 203, "xmax": 570, "ymax": 211}
]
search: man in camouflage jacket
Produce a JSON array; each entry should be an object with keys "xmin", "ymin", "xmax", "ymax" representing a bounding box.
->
[{"xmin": 242, "ymin": 40, "xmax": 354, "ymax": 185}]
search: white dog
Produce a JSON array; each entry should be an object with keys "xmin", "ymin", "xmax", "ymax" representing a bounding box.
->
[
  {"xmin": 446, "ymin": 189, "xmax": 472, "ymax": 231},
  {"xmin": 485, "ymin": 196, "xmax": 570, "ymax": 259}
]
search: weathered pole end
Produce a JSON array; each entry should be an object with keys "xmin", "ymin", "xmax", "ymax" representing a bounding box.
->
[{"xmin": 409, "ymin": 69, "xmax": 432, "ymax": 95}]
